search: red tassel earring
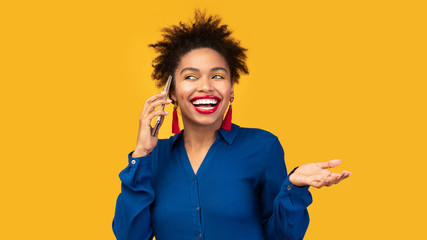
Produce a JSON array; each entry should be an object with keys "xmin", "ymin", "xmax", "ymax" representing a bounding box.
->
[
  {"xmin": 221, "ymin": 98, "xmax": 233, "ymax": 131},
  {"xmin": 172, "ymin": 104, "xmax": 181, "ymax": 134}
]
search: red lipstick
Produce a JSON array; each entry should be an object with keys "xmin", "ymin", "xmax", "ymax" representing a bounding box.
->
[{"xmin": 190, "ymin": 95, "xmax": 221, "ymax": 114}]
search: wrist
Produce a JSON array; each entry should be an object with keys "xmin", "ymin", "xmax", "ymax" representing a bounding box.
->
[
  {"xmin": 132, "ymin": 147, "xmax": 151, "ymax": 158},
  {"xmin": 289, "ymin": 167, "xmax": 307, "ymax": 187}
]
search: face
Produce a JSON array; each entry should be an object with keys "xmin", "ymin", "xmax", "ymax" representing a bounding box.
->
[{"xmin": 171, "ymin": 47, "xmax": 234, "ymax": 129}]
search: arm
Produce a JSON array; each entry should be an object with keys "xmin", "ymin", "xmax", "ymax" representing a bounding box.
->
[
  {"xmin": 261, "ymin": 137, "xmax": 312, "ymax": 240},
  {"xmin": 112, "ymin": 150, "xmax": 155, "ymax": 240},
  {"xmin": 112, "ymin": 91, "xmax": 171, "ymax": 239}
]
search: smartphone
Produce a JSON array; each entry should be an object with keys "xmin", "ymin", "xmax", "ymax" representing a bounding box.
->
[{"xmin": 151, "ymin": 75, "xmax": 173, "ymax": 136}]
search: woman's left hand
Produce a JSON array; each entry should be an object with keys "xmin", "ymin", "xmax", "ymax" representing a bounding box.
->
[{"xmin": 288, "ymin": 159, "xmax": 352, "ymax": 188}]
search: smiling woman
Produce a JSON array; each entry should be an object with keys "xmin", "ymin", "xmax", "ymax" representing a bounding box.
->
[
  {"xmin": 112, "ymin": 9, "xmax": 351, "ymax": 240},
  {"xmin": 172, "ymin": 48, "xmax": 233, "ymax": 131}
]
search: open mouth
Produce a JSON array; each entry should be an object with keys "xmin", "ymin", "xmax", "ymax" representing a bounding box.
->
[
  {"xmin": 190, "ymin": 95, "xmax": 221, "ymax": 114},
  {"xmin": 192, "ymin": 98, "xmax": 218, "ymax": 109}
]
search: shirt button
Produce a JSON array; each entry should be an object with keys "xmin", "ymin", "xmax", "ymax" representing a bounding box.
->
[
  {"xmin": 287, "ymin": 185, "xmax": 292, "ymax": 191},
  {"xmin": 198, "ymin": 233, "xmax": 202, "ymax": 238},
  {"xmin": 193, "ymin": 179, "xmax": 197, "ymax": 184},
  {"xmin": 196, "ymin": 206, "xmax": 200, "ymax": 211},
  {"xmin": 131, "ymin": 160, "xmax": 136, "ymax": 165}
]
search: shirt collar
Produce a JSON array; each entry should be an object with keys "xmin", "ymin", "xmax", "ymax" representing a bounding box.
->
[
  {"xmin": 170, "ymin": 123, "xmax": 240, "ymax": 151},
  {"xmin": 218, "ymin": 123, "xmax": 240, "ymax": 144}
]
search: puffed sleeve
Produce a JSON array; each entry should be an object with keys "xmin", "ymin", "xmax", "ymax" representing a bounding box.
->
[
  {"xmin": 112, "ymin": 150, "xmax": 155, "ymax": 240},
  {"xmin": 261, "ymin": 136, "xmax": 313, "ymax": 240}
]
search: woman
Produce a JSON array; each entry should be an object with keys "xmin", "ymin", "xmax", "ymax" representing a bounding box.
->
[{"xmin": 112, "ymin": 10, "xmax": 351, "ymax": 240}]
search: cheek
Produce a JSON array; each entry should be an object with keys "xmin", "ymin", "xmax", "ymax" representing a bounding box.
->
[
  {"xmin": 179, "ymin": 82, "xmax": 195, "ymax": 93},
  {"xmin": 217, "ymin": 82, "xmax": 232, "ymax": 99},
  {"xmin": 174, "ymin": 82, "xmax": 194, "ymax": 102}
]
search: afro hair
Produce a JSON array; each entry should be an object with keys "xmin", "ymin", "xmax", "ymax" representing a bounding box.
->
[{"xmin": 148, "ymin": 9, "xmax": 249, "ymax": 90}]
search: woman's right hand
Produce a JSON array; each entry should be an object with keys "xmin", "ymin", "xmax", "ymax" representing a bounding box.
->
[{"xmin": 133, "ymin": 91, "xmax": 172, "ymax": 158}]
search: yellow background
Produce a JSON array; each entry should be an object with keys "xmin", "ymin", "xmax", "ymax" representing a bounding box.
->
[{"xmin": 1, "ymin": 0, "xmax": 426, "ymax": 239}]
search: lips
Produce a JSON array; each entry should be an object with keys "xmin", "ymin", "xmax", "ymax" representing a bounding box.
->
[{"xmin": 190, "ymin": 95, "xmax": 221, "ymax": 114}]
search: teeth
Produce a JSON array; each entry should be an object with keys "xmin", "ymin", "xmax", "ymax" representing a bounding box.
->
[
  {"xmin": 191, "ymin": 98, "xmax": 218, "ymax": 105},
  {"xmin": 197, "ymin": 106, "xmax": 214, "ymax": 109}
]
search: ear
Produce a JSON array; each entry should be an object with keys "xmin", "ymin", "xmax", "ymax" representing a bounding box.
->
[
  {"xmin": 169, "ymin": 74, "xmax": 178, "ymax": 103},
  {"xmin": 230, "ymin": 87, "xmax": 234, "ymax": 102},
  {"xmin": 170, "ymin": 89, "xmax": 177, "ymax": 103}
]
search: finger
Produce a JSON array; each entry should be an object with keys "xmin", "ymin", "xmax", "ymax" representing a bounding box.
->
[
  {"xmin": 344, "ymin": 171, "xmax": 352, "ymax": 178},
  {"xmin": 142, "ymin": 92, "xmax": 168, "ymax": 114},
  {"xmin": 329, "ymin": 173, "xmax": 343, "ymax": 186},
  {"xmin": 147, "ymin": 109, "xmax": 169, "ymax": 121},
  {"xmin": 319, "ymin": 159, "xmax": 342, "ymax": 169},
  {"xmin": 142, "ymin": 109, "xmax": 169, "ymax": 126},
  {"xmin": 145, "ymin": 98, "xmax": 173, "ymax": 114},
  {"xmin": 340, "ymin": 170, "xmax": 352, "ymax": 178},
  {"xmin": 311, "ymin": 176, "xmax": 327, "ymax": 188},
  {"xmin": 325, "ymin": 178, "xmax": 332, "ymax": 187},
  {"xmin": 317, "ymin": 178, "xmax": 328, "ymax": 188},
  {"xmin": 334, "ymin": 174, "xmax": 343, "ymax": 184},
  {"xmin": 326, "ymin": 172, "xmax": 341, "ymax": 186},
  {"xmin": 335, "ymin": 171, "xmax": 352, "ymax": 184},
  {"xmin": 142, "ymin": 99, "xmax": 172, "ymax": 118},
  {"xmin": 141, "ymin": 90, "xmax": 165, "ymax": 108},
  {"xmin": 145, "ymin": 91, "xmax": 168, "ymax": 105},
  {"xmin": 337, "ymin": 175, "xmax": 349, "ymax": 184},
  {"xmin": 325, "ymin": 175, "xmax": 335, "ymax": 187}
]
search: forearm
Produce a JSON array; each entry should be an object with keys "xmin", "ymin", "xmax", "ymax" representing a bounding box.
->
[
  {"xmin": 264, "ymin": 176, "xmax": 312, "ymax": 240},
  {"xmin": 112, "ymin": 151, "xmax": 155, "ymax": 240}
]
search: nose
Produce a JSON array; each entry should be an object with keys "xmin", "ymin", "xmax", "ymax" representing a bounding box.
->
[{"xmin": 197, "ymin": 75, "xmax": 213, "ymax": 92}]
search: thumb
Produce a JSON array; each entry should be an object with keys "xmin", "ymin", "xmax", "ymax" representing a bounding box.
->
[{"xmin": 320, "ymin": 159, "xmax": 342, "ymax": 169}]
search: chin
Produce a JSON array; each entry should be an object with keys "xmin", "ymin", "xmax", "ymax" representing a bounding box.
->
[
  {"xmin": 184, "ymin": 114, "xmax": 224, "ymax": 129},
  {"xmin": 195, "ymin": 118, "xmax": 223, "ymax": 128}
]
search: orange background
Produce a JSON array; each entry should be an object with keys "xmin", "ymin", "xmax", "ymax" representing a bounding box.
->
[{"xmin": 1, "ymin": 0, "xmax": 426, "ymax": 239}]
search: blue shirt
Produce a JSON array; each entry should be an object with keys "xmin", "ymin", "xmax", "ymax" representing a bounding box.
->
[{"xmin": 112, "ymin": 123, "xmax": 312, "ymax": 240}]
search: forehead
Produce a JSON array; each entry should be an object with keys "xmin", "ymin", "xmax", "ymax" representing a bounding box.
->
[{"xmin": 176, "ymin": 48, "xmax": 229, "ymax": 71}]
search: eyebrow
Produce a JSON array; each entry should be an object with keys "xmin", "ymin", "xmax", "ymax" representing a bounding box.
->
[{"xmin": 180, "ymin": 67, "xmax": 228, "ymax": 75}]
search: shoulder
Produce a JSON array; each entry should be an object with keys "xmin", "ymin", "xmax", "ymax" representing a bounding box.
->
[
  {"xmin": 233, "ymin": 125, "xmax": 282, "ymax": 153},
  {"xmin": 149, "ymin": 135, "xmax": 180, "ymax": 166},
  {"xmin": 149, "ymin": 134, "xmax": 180, "ymax": 156},
  {"xmin": 236, "ymin": 125, "xmax": 280, "ymax": 144},
  {"xmin": 233, "ymin": 125, "xmax": 285, "ymax": 170},
  {"xmin": 157, "ymin": 135, "xmax": 178, "ymax": 149}
]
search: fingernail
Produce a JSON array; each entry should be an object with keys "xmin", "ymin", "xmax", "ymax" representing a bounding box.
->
[
  {"xmin": 167, "ymin": 99, "xmax": 172, "ymax": 102},
  {"xmin": 165, "ymin": 111, "xmax": 169, "ymax": 115}
]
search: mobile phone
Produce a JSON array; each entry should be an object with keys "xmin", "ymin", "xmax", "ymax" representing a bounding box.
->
[{"xmin": 151, "ymin": 75, "xmax": 173, "ymax": 136}]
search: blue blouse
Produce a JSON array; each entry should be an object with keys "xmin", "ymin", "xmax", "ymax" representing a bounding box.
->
[{"xmin": 112, "ymin": 123, "xmax": 312, "ymax": 240}]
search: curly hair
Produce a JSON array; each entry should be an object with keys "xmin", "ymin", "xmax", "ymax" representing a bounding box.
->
[{"xmin": 148, "ymin": 9, "xmax": 249, "ymax": 90}]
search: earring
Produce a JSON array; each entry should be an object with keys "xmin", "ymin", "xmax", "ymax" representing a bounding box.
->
[
  {"xmin": 172, "ymin": 104, "xmax": 181, "ymax": 134},
  {"xmin": 221, "ymin": 97, "xmax": 233, "ymax": 131}
]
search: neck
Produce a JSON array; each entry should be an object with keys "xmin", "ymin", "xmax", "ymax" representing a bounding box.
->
[{"xmin": 182, "ymin": 120, "xmax": 222, "ymax": 150}]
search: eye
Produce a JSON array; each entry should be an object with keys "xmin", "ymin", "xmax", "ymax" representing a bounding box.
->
[
  {"xmin": 184, "ymin": 74, "xmax": 198, "ymax": 80},
  {"xmin": 211, "ymin": 74, "xmax": 225, "ymax": 79}
]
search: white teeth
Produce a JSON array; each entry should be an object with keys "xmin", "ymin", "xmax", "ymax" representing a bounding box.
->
[
  {"xmin": 191, "ymin": 98, "xmax": 218, "ymax": 105},
  {"xmin": 197, "ymin": 106, "xmax": 214, "ymax": 109}
]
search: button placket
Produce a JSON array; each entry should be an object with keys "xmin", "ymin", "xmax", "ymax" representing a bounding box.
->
[{"xmin": 192, "ymin": 177, "xmax": 203, "ymax": 238}]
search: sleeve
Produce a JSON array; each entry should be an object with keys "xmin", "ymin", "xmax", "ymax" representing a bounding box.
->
[
  {"xmin": 112, "ymin": 150, "xmax": 155, "ymax": 240},
  {"xmin": 261, "ymin": 136, "xmax": 313, "ymax": 240}
]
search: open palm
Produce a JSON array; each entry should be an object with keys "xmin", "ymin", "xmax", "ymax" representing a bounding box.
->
[{"xmin": 289, "ymin": 159, "xmax": 352, "ymax": 188}]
